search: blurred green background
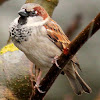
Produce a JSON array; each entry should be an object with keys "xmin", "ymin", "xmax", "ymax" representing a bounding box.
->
[{"xmin": 0, "ymin": 0, "xmax": 100, "ymax": 100}]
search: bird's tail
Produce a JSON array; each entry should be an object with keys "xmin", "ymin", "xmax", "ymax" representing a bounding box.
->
[{"xmin": 64, "ymin": 61, "xmax": 92, "ymax": 95}]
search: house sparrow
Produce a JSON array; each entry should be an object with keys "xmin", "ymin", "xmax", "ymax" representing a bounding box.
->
[{"xmin": 9, "ymin": 3, "xmax": 91, "ymax": 95}]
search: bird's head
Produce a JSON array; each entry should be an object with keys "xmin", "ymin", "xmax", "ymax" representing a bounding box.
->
[{"xmin": 17, "ymin": 3, "xmax": 49, "ymax": 26}]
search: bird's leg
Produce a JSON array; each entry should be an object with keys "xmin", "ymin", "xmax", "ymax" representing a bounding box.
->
[
  {"xmin": 34, "ymin": 68, "xmax": 45, "ymax": 93},
  {"xmin": 29, "ymin": 62, "xmax": 36, "ymax": 89},
  {"xmin": 51, "ymin": 55, "xmax": 61, "ymax": 69},
  {"xmin": 29, "ymin": 63, "xmax": 45, "ymax": 93},
  {"xmin": 35, "ymin": 68, "xmax": 41, "ymax": 87},
  {"xmin": 29, "ymin": 64, "xmax": 43, "ymax": 100}
]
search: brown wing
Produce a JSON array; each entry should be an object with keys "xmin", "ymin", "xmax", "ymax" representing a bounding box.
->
[{"xmin": 44, "ymin": 18, "xmax": 70, "ymax": 51}]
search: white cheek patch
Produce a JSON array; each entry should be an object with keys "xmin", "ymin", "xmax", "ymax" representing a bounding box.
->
[
  {"xmin": 28, "ymin": 16, "xmax": 43, "ymax": 23},
  {"xmin": 10, "ymin": 15, "xmax": 49, "ymax": 28},
  {"xmin": 25, "ymin": 16, "xmax": 49, "ymax": 27}
]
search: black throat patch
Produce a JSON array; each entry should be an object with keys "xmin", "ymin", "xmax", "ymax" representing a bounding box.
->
[{"xmin": 18, "ymin": 16, "xmax": 27, "ymax": 25}]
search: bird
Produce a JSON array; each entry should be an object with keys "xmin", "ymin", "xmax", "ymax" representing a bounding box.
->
[{"xmin": 9, "ymin": 3, "xmax": 92, "ymax": 95}]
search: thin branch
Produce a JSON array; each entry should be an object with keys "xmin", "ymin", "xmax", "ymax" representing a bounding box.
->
[
  {"xmin": 65, "ymin": 14, "xmax": 82, "ymax": 39},
  {"xmin": 31, "ymin": 13, "xmax": 100, "ymax": 100},
  {"xmin": 0, "ymin": 0, "xmax": 8, "ymax": 5}
]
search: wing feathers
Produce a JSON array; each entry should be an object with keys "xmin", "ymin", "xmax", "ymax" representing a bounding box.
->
[{"xmin": 44, "ymin": 18, "xmax": 70, "ymax": 51}]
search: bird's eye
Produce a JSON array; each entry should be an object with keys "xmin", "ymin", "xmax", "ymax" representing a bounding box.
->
[{"xmin": 30, "ymin": 11, "xmax": 37, "ymax": 16}]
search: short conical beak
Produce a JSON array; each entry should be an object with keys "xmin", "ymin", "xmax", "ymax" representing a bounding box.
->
[{"xmin": 18, "ymin": 9, "xmax": 28, "ymax": 17}]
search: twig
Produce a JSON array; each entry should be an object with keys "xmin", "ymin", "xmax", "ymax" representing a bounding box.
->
[
  {"xmin": 65, "ymin": 14, "xmax": 82, "ymax": 39},
  {"xmin": 31, "ymin": 13, "xmax": 100, "ymax": 100},
  {"xmin": 0, "ymin": 0, "xmax": 8, "ymax": 5}
]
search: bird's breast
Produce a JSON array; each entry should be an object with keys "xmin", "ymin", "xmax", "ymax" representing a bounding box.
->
[
  {"xmin": 24, "ymin": 28, "xmax": 62, "ymax": 69},
  {"xmin": 10, "ymin": 24, "xmax": 62, "ymax": 70},
  {"xmin": 10, "ymin": 24, "xmax": 32, "ymax": 43}
]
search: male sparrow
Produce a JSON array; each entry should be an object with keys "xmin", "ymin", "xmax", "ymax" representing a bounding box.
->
[{"xmin": 9, "ymin": 3, "xmax": 91, "ymax": 95}]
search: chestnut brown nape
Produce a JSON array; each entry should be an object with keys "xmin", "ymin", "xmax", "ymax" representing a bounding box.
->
[{"xmin": 33, "ymin": 6, "xmax": 48, "ymax": 20}]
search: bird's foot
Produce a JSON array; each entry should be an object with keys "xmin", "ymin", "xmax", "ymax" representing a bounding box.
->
[
  {"xmin": 34, "ymin": 84, "xmax": 45, "ymax": 93},
  {"xmin": 34, "ymin": 70, "xmax": 45, "ymax": 93},
  {"xmin": 51, "ymin": 55, "xmax": 61, "ymax": 69}
]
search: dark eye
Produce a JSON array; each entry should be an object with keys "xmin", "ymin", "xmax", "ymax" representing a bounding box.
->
[{"xmin": 30, "ymin": 11, "xmax": 37, "ymax": 16}]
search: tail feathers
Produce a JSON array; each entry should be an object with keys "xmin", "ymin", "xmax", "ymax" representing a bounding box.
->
[
  {"xmin": 66, "ymin": 72, "xmax": 83, "ymax": 95},
  {"xmin": 75, "ymin": 71, "xmax": 92, "ymax": 93},
  {"xmin": 65, "ymin": 71, "xmax": 92, "ymax": 95}
]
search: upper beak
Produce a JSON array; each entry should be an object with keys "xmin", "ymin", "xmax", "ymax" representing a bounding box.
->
[{"xmin": 18, "ymin": 9, "xmax": 28, "ymax": 17}]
